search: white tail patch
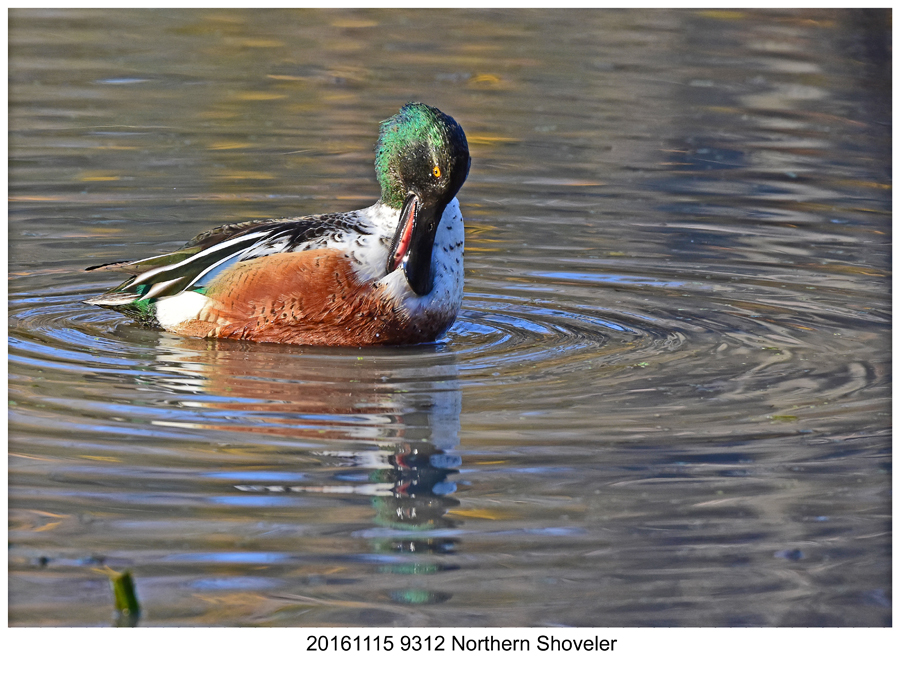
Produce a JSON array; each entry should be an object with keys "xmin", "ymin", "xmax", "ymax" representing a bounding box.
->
[{"xmin": 155, "ymin": 291, "xmax": 209, "ymax": 331}]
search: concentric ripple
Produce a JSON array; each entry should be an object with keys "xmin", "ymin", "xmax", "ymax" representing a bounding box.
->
[
  {"xmin": 10, "ymin": 257, "xmax": 888, "ymax": 433},
  {"xmin": 451, "ymin": 292, "xmax": 686, "ymax": 378}
]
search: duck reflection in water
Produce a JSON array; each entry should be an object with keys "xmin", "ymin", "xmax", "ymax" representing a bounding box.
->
[{"xmin": 152, "ymin": 334, "xmax": 462, "ymax": 604}]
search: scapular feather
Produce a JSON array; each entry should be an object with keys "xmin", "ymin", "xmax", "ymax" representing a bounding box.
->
[{"xmin": 84, "ymin": 215, "xmax": 341, "ymax": 307}]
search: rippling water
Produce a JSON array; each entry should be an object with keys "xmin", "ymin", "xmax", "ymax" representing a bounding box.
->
[{"xmin": 9, "ymin": 9, "xmax": 891, "ymax": 626}]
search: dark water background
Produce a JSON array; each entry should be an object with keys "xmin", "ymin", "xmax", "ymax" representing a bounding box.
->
[{"xmin": 8, "ymin": 8, "xmax": 891, "ymax": 626}]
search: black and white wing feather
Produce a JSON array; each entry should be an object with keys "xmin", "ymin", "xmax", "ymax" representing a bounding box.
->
[{"xmin": 84, "ymin": 211, "xmax": 369, "ymax": 308}]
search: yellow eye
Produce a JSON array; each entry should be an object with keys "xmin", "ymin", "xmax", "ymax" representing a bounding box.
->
[{"xmin": 432, "ymin": 165, "xmax": 441, "ymax": 178}]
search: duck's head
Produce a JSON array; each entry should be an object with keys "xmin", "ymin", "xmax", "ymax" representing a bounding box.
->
[{"xmin": 376, "ymin": 102, "xmax": 470, "ymax": 296}]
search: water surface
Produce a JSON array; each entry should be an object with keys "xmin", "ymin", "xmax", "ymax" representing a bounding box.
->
[{"xmin": 8, "ymin": 8, "xmax": 891, "ymax": 626}]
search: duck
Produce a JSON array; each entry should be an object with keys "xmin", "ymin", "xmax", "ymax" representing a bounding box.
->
[{"xmin": 85, "ymin": 102, "xmax": 471, "ymax": 347}]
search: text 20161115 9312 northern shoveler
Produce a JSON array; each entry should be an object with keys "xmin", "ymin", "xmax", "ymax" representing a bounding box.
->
[{"xmin": 86, "ymin": 102, "xmax": 471, "ymax": 347}]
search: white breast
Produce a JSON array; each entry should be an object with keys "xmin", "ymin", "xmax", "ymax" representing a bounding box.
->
[{"xmin": 375, "ymin": 198, "xmax": 465, "ymax": 325}]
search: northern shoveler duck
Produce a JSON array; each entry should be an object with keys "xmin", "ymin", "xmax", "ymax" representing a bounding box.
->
[{"xmin": 85, "ymin": 102, "xmax": 471, "ymax": 346}]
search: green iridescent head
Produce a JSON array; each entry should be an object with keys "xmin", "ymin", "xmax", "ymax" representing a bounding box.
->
[{"xmin": 375, "ymin": 103, "xmax": 470, "ymax": 209}]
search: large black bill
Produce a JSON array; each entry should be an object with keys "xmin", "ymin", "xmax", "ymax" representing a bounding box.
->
[{"xmin": 386, "ymin": 193, "xmax": 442, "ymax": 296}]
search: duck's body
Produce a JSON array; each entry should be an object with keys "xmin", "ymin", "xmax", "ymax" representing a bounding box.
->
[{"xmin": 86, "ymin": 103, "xmax": 471, "ymax": 347}]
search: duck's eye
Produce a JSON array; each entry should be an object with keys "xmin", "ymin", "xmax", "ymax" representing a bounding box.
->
[{"xmin": 432, "ymin": 165, "xmax": 441, "ymax": 178}]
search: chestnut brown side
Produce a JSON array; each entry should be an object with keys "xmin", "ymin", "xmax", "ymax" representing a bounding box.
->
[{"xmin": 171, "ymin": 249, "xmax": 452, "ymax": 346}]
